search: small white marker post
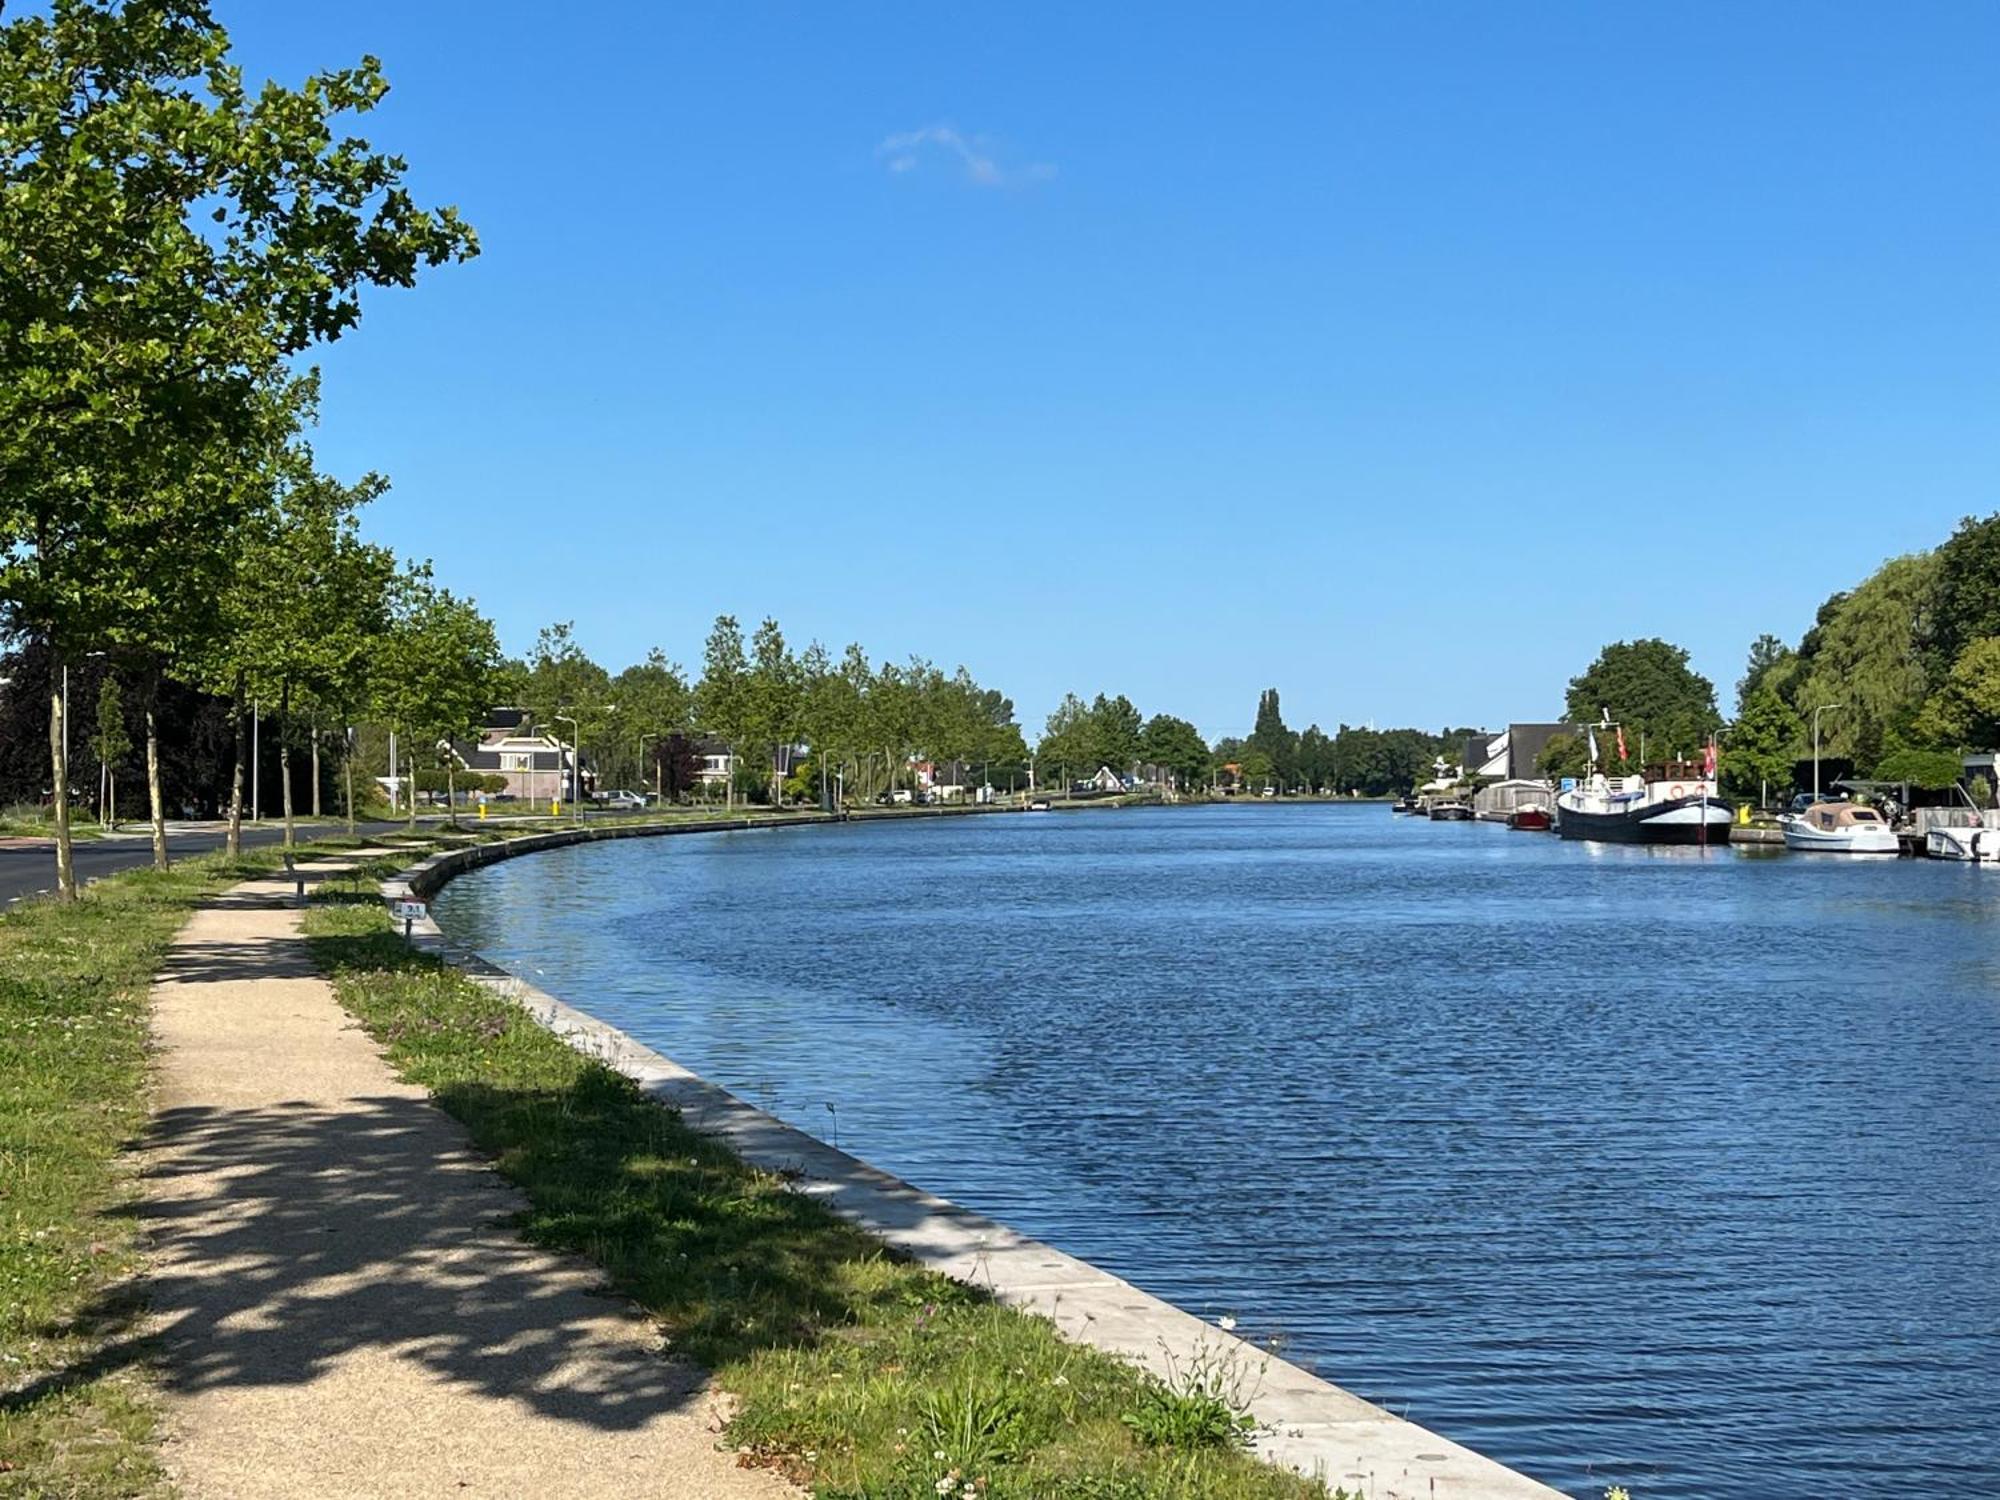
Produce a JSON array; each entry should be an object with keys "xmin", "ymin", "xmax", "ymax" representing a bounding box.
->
[{"xmin": 391, "ymin": 898, "xmax": 427, "ymax": 941}]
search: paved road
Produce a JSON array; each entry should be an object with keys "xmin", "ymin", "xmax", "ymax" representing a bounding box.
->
[
  {"xmin": 0, "ymin": 808, "xmax": 670, "ymax": 906},
  {"xmin": 0, "ymin": 821, "xmax": 412, "ymax": 907}
]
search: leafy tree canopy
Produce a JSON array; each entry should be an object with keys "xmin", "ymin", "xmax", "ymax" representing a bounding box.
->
[
  {"xmin": 1916, "ymin": 636, "xmax": 2000, "ymax": 751},
  {"xmin": 1723, "ymin": 683, "xmax": 1802, "ymax": 801},
  {"xmin": 1873, "ymin": 747, "xmax": 1964, "ymax": 791},
  {"xmin": 1563, "ymin": 639, "xmax": 1720, "ymax": 762},
  {"xmin": 1929, "ymin": 513, "xmax": 2000, "ymax": 677},
  {"xmin": 1787, "ymin": 551, "xmax": 1938, "ymax": 770},
  {"xmin": 1139, "ymin": 713, "xmax": 1209, "ymax": 786},
  {"xmin": 1737, "ymin": 633, "xmax": 1794, "ymax": 713}
]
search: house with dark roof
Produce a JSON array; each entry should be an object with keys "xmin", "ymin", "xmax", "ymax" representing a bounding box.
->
[
  {"xmin": 449, "ymin": 709, "xmax": 587, "ymax": 801},
  {"xmin": 1463, "ymin": 723, "xmax": 1581, "ymax": 782}
]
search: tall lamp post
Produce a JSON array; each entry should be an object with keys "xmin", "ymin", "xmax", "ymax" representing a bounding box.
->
[
  {"xmin": 639, "ymin": 732, "xmax": 660, "ymax": 805},
  {"xmin": 1812, "ymin": 702, "xmax": 1844, "ymax": 804}
]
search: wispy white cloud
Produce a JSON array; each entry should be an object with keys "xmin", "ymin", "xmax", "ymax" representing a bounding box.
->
[{"xmin": 876, "ymin": 124, "xmax": 1056, "ymax": 189}]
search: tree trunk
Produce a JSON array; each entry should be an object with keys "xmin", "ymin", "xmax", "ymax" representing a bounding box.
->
[
  {"xmin": 446, "ymin": 761, "xmax": 459, "ymax": 829},
  {"xmin": 311, "ymin": 718, "xmax": 322, "ymax": 818},
  {"xmin": 226, "ymin": 679, "xmax": 246, "ymax": 858},
  {"xmin": 406, "ymin": 748, "xmax": 417, "ymax": 830},
  {"xmin": 48, "ymin": 660, "xmax": 75, "ymax": 903},
  {"xmin": 279, "ymin": 683, "xmax": 295, "ymax": 849},
  {"xmin": 144, "ymin": 672, "xmax": 168, "ymax": 871},
  {"xmin": 724, "ymin": 740, "xmax": 733, "ymax": 811},
  {"xmin": 343, "ymin": 733, "xmax": 356, "ymax": 836}
]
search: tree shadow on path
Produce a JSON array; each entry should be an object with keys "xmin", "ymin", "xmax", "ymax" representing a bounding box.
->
[{"xmin": 7, "ymin": 1093, "xmax": 712, "ymax": 1434}]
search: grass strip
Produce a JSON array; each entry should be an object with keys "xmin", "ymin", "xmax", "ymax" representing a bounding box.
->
[
  {"xmin": 0, "ymin": 839, "xmax": 368, "ymax": 1498},
  {"xmin": 304, "ymin": 879, "xmax": 1340, "ymax": 1500}
]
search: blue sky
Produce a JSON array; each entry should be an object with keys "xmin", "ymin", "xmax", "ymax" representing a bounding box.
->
[{"xmin": 226, "ymin": 3, "xmax": 2000, "ymax": 742}]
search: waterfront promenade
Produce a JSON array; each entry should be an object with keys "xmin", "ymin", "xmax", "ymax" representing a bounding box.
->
[{"xmin": 143, "ymin": 852, "xmax": 796, "ymax": 1498}]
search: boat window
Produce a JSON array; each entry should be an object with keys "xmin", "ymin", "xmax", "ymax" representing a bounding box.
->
[{"xmin": 1851, "ymin": 809, "xmax": 1880, "ymax": 822}]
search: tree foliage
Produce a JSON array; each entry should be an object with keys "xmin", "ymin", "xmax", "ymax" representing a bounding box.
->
[
  {"xmin": 1139, "ymin": 714, "xmax": 1209, "ymax": 787},
  {"xmin": 1928, "ymin": 514, "xmax": 2000, "ymax": 677},
  {"xmin": 1737, "ymin": 633, "xmax": 1793, "ymax": 713},
  {"xmin": 1785, "ymin": 552, "xmax": 1937, "ymax": 771},
  {"xmin": 0, "ymin": 0, "xmax": 473, "ymax": 892},
  {"xmin": 1536, "ymin": 733, "xmax": 1589, "ymax": 782},
  {"xmin": 372, "ymin": 575, "xmax": 503, "ymax": 824},
  {"xmin": 1872, "ymin": 747, "xmax": 1964, "ymax": 791},
  {"xmin": 1723, "ymin": 683, "xmax": 1801, "ymax": 801},
  {"xmin": 1563, "ymin": 639, "xmax": 1720, "ymax": 763},
  {"xmin": 1917, "ymin": 636, "xmax": 2000, "ymax": 751}
]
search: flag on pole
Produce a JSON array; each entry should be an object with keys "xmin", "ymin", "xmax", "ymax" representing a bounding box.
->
[
  {"xmin": 1704, "ymin": 738, "xmax": 1718, "ymax": 778},
  {"xmin": 1615, "ymin": 725, "xmax": 1628, "ymax": 762},
  {"xmin": 1587, "ymin": 726, "xmax": 1598, "ymax": 762}
]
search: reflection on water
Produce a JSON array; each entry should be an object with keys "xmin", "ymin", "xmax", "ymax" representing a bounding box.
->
[{"xmin": 433, "ymin": 805, "xmax": 2000, "ymax": 1499}]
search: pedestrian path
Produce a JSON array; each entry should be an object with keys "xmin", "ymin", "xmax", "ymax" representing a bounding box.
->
[{"xmin": 143, "ymin": 854, "xmax": 795, "ymax": 1499}]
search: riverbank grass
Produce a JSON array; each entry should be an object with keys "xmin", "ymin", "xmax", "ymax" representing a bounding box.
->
[
  {"xmin": 0, "ymin": 842, "xmax": 369, "ymax": 1498},
  {"xmin": 303, "ymin": 881, "xmax": 1337, "ymax": 1500}
]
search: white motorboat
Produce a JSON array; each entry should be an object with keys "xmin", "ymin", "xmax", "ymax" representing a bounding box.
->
[
  {"xmin": 1781, "ymin": 801, "xmax": 1898, "ymax": 855},
  {"xmin": 1926, "ymin": 822, "xmax": 2000, "ymax": 862}
]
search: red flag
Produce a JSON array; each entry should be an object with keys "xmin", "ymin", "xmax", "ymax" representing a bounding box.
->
[
  {"xmin": 1704, "ymin": 739, "xmax": 1718, "ymax": 777},
  {"xmin": 1615, "ymin": 725, "xmax": 1628, "ymax": 762}
]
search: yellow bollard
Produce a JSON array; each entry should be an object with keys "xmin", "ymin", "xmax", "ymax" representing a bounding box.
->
[
  {"xmin": 479, "ymin": 800, "xmax": 487, "ymax": 821},
  {"xmin": 551, "ymin": 799, "xmax": 560, "ymax": 817},
  {"xmin": 1736, "ymin": 802, "xmax": 1750, "ymax": 825}
]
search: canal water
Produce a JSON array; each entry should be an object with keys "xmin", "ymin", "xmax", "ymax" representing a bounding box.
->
[{"xmin": 431, "ymin": 804, "xmax": 2000, "ymax": 1499}]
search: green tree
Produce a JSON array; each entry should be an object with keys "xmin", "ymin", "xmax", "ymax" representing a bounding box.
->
[
  {"xmin": 1873, "ymin": 747, "xmax": 1963, "ymax": 791},
  {"xmin": 0, "ymin": 0, "xmax": 474, "ymax": 898},
  {"xmin": 1535, "ymin": 733, "xmax": 1589, "ymax": 783},
  {"xmin": 747, "ymin": 618, "xmax": 799, "ymax": 803},
  {"xmin": 1088, "ymin": 693, "xmax": 1143, "ymax": 776},
  {"xmin": 372, "ymin": 577, "xmax": 503, "ymax": 828},
  {"xmin": 1737, "ymin": 633, "xmax": 1794, "ymax": 713},
  {"xmin": 526, "ymin": 621, "xmax": 611, "ymax": 716},
  {"xmin": 696, "ymin": 616, "xmax": 750, "ymax": 809},
  {"xmin": 1296, "ymin": 724, "xmax": 1330, "ymax": 792},
  {"xmin": 93, "ymin": 675, "xmax": 130, "ymax": 827},
  {"xmin": 212, "ymin": 460, "xmax": 396, "ymax": 848},
  {"xmin": 613, "ymin": 649, "xmax": 692, "ymax": 799},
  {"xmin": 1249, "ymin": 688, "xmax": 1297, "ymax": 787},
  {"xmin": 1928, "ymin": 513, "xmax": 2000, "ymax": 677},
  {"xmin": 1723, "ymin": 683, "xmax": 1802, "ymax": 804},
  {"xmin": 1787, "ymin": 552, "xmax": 1938, "ymax": 771},
  {"xmin": 1037, "ymin": 694, "xmax": 1093, "ymax": 788},
  {"xmin": 1139, "ymin": 714, "xmax": 1209, "ymax": 790},
  {"xmin": 1917, "ymin": 636, "xmax": 2000, "ymax": 752},
  {"xmin": 1563, "ymin": 639, "xmax": 1720, "ymax": 765}
]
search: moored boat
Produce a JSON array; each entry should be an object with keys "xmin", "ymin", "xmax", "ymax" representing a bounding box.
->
[
  {"xmin": 1781, "ymin": 801, "xmax": 1897, "ymax": 855},
  {"xmin": 1555, "ymin": 774, "xmax": 1732, "ymax": 845},
  {"xmin": 1427, "ymin": 801, "xmax": 1473, "ymax": 821},
  {"xmin": 1927, "ymin": 823, "xmax": 2000, "ymax": 862},
  {"xmin": 1507, "ymin": 807, "xmax": 1552, "ymax": 831}
]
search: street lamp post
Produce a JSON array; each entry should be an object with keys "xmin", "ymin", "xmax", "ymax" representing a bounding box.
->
[
  {"xmin": 639, "ymin": 733, "xmax": 660, "ymax": 804},
  {"xmin": 1812, "ymin": 703, "xmax": 1844, "ymax": 804}
]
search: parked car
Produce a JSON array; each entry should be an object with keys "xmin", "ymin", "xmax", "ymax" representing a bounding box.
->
[{"xmin": 595, "ymin": 789, "xmax": 646, "ymax": 810}]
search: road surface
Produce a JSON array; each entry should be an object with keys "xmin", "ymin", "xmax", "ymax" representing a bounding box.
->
[{"xmin": 0, "ymin": 821, "xmax": 410, "ymax": 907}]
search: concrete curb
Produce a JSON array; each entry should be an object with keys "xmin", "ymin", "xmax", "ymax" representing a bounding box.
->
[{"xmin": 379, "ymin": 821, "xmax": 1566, "ymax": 1500}]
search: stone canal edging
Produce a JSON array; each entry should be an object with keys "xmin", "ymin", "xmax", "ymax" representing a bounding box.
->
[{"xmin": 380, "ymin": 817, "xmax": 1565, "ymax": 1500}]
